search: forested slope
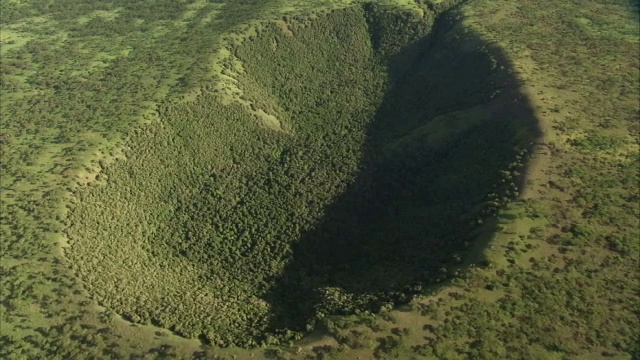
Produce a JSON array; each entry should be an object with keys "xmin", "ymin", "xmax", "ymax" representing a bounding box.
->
[{"xmin": 64, "ymin": 3, "xmax": 536, "ymax": 346}]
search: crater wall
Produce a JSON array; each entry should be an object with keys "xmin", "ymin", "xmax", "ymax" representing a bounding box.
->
[{"xmin": 65, "ymin": 3, "xmax": 539, "ymax": 347}]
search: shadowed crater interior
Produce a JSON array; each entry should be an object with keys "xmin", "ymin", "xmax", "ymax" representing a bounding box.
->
[{"xmin": 65, "ymin": 3, "xmax": 540, "ymax": 347}]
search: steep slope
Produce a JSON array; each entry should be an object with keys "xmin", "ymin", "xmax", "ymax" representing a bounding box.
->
[{"xmin": 64, "ymin": 3, "xmax": 538, "ymax": 347}]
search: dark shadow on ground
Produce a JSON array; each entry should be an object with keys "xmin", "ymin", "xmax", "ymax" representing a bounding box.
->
[
  {"xmin": 628, "ymin": 0, "xmax": 640, "ymax": 20},
  {"xmin": 263, "ymin": 10, "xmax": 542, "ymax": 335}
]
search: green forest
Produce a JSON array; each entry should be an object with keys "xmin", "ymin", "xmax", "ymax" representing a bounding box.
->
[{"xmin": 1, "ymin": 0, "xmax": 638, "ymax": 359}]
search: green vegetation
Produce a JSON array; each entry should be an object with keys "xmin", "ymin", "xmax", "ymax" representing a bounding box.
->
[
  {"xmin": 65, "ymin": 4, "xmax": 536, "ymax": 346},
  {"xmin": 1, "ymin": 0, "xmax": 637, "ymax": 359}
]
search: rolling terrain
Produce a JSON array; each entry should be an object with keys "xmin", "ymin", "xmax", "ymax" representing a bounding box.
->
[{"xmin": 0, "ymin": 0, "xmax": 638, "ymax": 359}]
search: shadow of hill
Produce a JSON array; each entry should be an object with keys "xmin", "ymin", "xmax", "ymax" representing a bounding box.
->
[
  {"xmin": 629, "ymin": 0, "xmax": 640, "ymax": 20},
  {"xmin": 263, "ymin": 11, "xmax": 542, "ymax": 334}
]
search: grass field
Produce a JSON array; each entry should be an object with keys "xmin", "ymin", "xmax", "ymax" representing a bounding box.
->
[{"xmin": 1, "ymin": 0, "xmax": 638, "ymax": 359}]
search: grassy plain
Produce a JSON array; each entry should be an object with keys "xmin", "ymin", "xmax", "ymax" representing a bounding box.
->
[{"xmin": 1, "ymin": 0, "xmax": 638, "ymax": 359}]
